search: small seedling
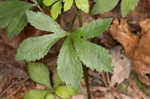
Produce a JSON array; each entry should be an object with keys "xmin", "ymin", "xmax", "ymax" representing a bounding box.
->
[{"xmin": 24, "ymin": 62, "xmax": 76, "ymax": 99}]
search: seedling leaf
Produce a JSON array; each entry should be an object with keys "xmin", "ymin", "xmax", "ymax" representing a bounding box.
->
[
  {"xmin": 73, "ymin": 18, "xmax": 112, "ymax": 38},
  {"xmin": 63, "ymin": 0, "xmax": 73, "ymax": 11},
  {"xmin": 0, "ymin": 0, "xmax": 34, "ymax": 36},
  {"xmin": 26, "ymin": 11, "xmax": 66, "ymax": 35},
  {"xmin": 51, "ymin": 1, "xmax": 62, "ymax": 19},
  {"xmin": 57, "ymin": 37, "xmax": 83, "ymax": 90},
  {"xmin": 56, "ymin": 86, "xmax": 76, "ymax": 99},
  {"xmin": 92, "ymin": 0, "xmax": 119, "ymax": 14},
  {"xmin": 28, "ymin": 63, "xmax": 51, "ymax": 88},
  {"xmin": 24, "ymin": 90, "xmax": 48, "ymax": 99},
  {"xmin": 75, "ymin": 0, "xmax": 89, "ymax": 13},
  {"xmin": 7, "ymin": 13, "xmax": 27, "ymax": 38},
  {"xmin": 73, "ymin": 38, "xmax": 113, "ymax": 72},
  {"xmin": 43, "ymin": 0, "xmax": 57, "ymax": 6},
  {"xmin": 16, "ymin": 34, "xmax": 65, "ymax": 61},
  {"xmin": 121, "ymin": 0, "xmax": 139, "ymax": 17},
  {"xmin": 46, "ymin": 93, "xmax": 55, "ymax": 99}
]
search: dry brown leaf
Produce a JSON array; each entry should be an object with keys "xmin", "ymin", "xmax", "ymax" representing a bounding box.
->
[
  {"xmin": 110, "ymin": 46, "xmax": 131, "ymax": 86},
  {"xmin": 132, "ymin": 19, "xmax": 150, "ymax": 85},
  {"xmin": 109, "ymin": 18, "xmax": 150, "ymax": 86},
  {"xmin": 109, "ymin": 19, "xmax": 139, "ymax": 58}
]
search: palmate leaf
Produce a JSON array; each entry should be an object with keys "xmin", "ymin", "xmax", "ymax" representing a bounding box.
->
[
  {"xmin": 73, "ymin": 18, "xmax": 112, "ymax": 38},
  {"xmin": 28, "ymin": 63, "xmax": 51, "ymax": 88},
  {"xmin": 92, "ymin": 0, "xmax": 119, "ymax": 14},
  {"xmin": 121, "ymin": 0, "xmax": 139, "ymax": 17},
  {"xmin": 73, "ymin": 38, "xmax": 113, "ymax": 72},
  {"xmin": 26, "ymin": 11, "xmax": 66, "ymax": 35},
  {"xmin": 75, "ymin": 0, "xmax": 89, "ymax": 13},
  {"xmin": 57, "ymin": 37, "xmax": 83, "ymax": 90},
  {"xmin": 63, "ymin": 0, "xmax": 73, "ymax": 11},
  {"xmin": 24, "ymin": 90, "xmax": 48, "ymax": 99},
  {"xmin": 51, "ymin": 1, "xmax": 62, "ymax": 19},
  {"xmin": 0, "ymin": 0, "xmax": 34, "ymax": 37},
  {"xmin": 16, "ymin": 33, "xmax": 65, "ymax": 61}
]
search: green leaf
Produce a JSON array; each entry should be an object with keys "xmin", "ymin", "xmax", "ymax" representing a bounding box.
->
[
  {"xmin": 26, "ymin": 11, "xmax": 66, "ymax": 35},
  {"xmin": 73, "ymin": 18, "xmax": 112, "ymax": 38},
  {"xmin": 43, "ymin": 0, "xmax": 57, "ymax": 6},
  {"xmin": 0, "ymin": 0, "xmax": 33, "ymax": 18},
  {"xmin": 73, "ymin": 38, "xmax": 113, "ymax": 72},
  {"xmin": 46, "ymin": 93, "xmax": 55, "ymax": 99},
  {"xmin": 75, "ymin": 0, "xmax": 89, "ymax": 13},
  {"xmin": 0, "ymin": 0, "xmax": 33, "ymax": 34},
  {"xmin": 51, "ymin": 1, "xmax": 62, "ymax": 19},
  {"xmin": 28, "ymin": 63, "xmax": 51, "ymax": 88},
  {"xmin": 24, "ymin": 90, "xmax": 48, "ymax": 99},
  {"xmin": 7, "ymin": 13, "xmax": 27, "ymax": 38},
  {"xmin": 92, "ymin": 0, "xmax": 119, "ymax": 14},
  {"xmin": 121, "ymin": 0, "xmax": 139, "ymax": 17},
  {"xmin": 56, "ymin": 86, "xmax": 76, "ymax": 99},
  {"xmin": 0, "ymin": 17, "xmax": 11, "ymax": 29},
  {"xmin": 16, "ymin": 34, "xmax": 65, "ymax": 61},
  {"xmin": 57, "ymin": 37, "xmax": 83, "ymax": 90},
  {"xmin": 63, "ymin": 0, "xmax": 73, "ymax": 11}
]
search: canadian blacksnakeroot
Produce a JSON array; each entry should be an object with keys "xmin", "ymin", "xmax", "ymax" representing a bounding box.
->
[{"xmin": 0, "ymin": 0, "xmax": 139, "ymax": 99}]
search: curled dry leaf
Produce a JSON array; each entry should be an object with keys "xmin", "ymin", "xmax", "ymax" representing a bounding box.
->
[
  {"xmin": 133, "ymin": 19, "xmax": 150, "ymax": 85},
  {"xmin": 109, "ymin": 18, "xmax": 150, "ymax": 85},
  {"xmin": 109, "ymin": 19, "xmax": 139, "ymax": 58},
  {"xmin": 110, "ymin": 46, "xmax": 131, "ymax": 86}
]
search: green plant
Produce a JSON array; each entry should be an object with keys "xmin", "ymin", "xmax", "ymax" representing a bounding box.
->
[
  {"xmin": 0, "ymin": 0, "xmax": 139, "ymax": 98},
  {"xmin": 16, "ymin": 10, "xmax": 113, "ymax": 90},
  {"xmin": 92, "ymin": 0, "xmax": 139, "ymax": 17},
  {"xmin": 24, "ymin": 62, "xmax": 76, "ymax": 99},
  {"xmin": 0, "ymin": 0, "xmax": 34, "ymax": 37},
  {"xmin": 42, "ymin": 0, "xmax": 89, "ymax": 19}
]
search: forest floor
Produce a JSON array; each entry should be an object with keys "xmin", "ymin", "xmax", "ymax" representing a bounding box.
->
[{"xmin": 1, "ymin": 0, "xmax": 150, "ymax": 99}]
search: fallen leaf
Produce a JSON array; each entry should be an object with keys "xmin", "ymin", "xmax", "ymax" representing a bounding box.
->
[
  {"xmin": 110, "ymin": 46, "xmax": 131, "ymax": 86},
  {"xmin": 109, "ymin": 18, "xmax": 150, "ymax": 86}
]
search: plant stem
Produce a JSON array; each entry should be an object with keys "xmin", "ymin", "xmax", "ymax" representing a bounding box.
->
[
  {"xmin": 77, "ymin": 11, "xmax": 92, "ymax": 99},
  {"xmin": 69, "ymin": 14, "xmax": 77, "ymax": 32},
  {"xmin": 78, "ymin": 12, "xmax": 83, "ymax": 27},
  {"xmin": 83, "ymin": 66, "xmax": 91, "ymax": 99}
]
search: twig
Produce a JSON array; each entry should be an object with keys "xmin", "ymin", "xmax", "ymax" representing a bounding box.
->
[
  {"xmin": 106, "ymin": 72, "xmax": 111, "ymax": 85},
  {"xmin": 101, "ymin": 72, "xmax": 108, "ymax": 87}
]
